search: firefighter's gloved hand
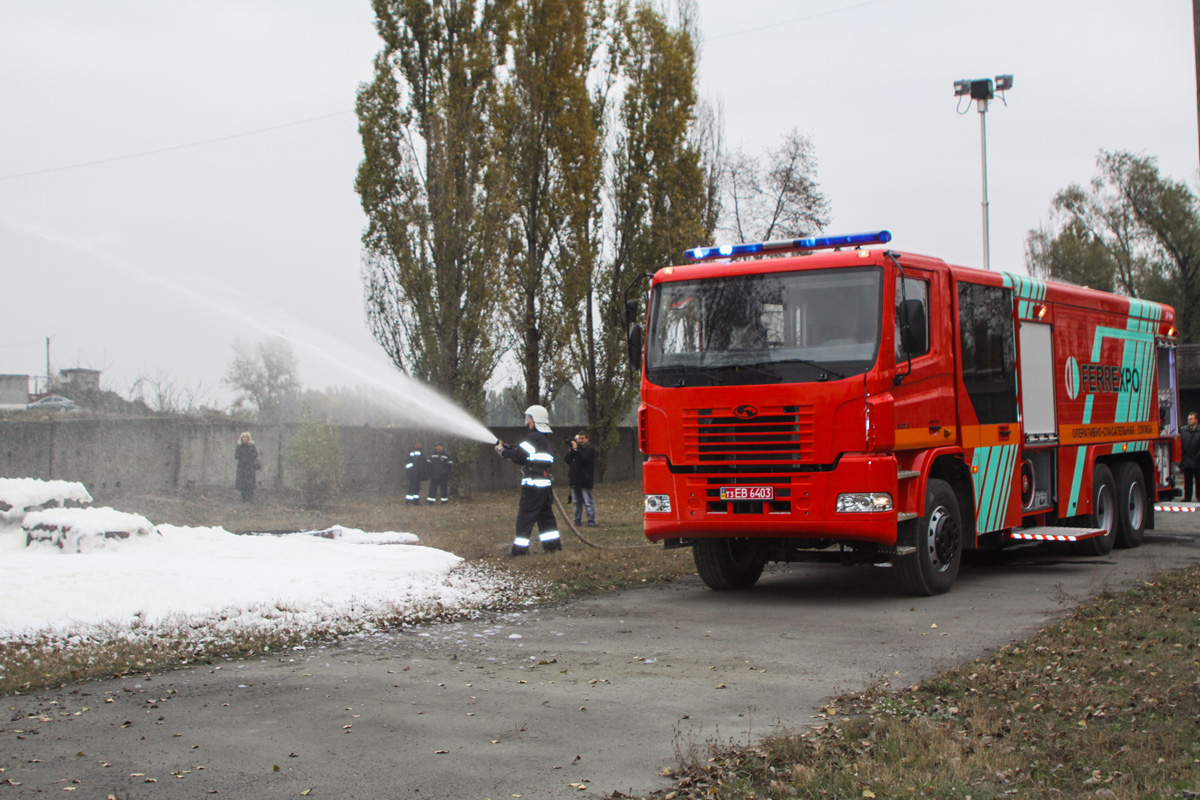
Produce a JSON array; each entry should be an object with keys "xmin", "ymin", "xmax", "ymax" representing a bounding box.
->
[{"xmin": 495, "ymin": 442, "xmax": 505, "ymax": 456}]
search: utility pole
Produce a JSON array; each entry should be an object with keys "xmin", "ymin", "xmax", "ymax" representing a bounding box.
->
[
  {"xmin": 953, "ymin": 75, "xmax": 1012, "ymax": 271},
  {"xmin": 1194, "ymin": 0, "xmax": 1200, "ymax": 168},
  {"xmin": 45, "ymin": 336, "xmax": 51, "ymax": 393}
]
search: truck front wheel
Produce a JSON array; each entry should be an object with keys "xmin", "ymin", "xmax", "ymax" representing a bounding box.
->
[
  {"xmin": 895, "ymin": 479, "xmax": 962, "ymax": 596},
  {"xmin": 693, "ymin": 538, "xmax": 765, "ymax": 590}
]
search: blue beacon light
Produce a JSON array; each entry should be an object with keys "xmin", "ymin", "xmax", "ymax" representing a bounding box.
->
[{"xmin": 684, "ymin": 230, "xmax": 892, "ymax": 261}]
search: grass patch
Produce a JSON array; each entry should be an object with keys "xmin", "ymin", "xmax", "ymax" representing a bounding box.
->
[{"xmin": 612, "ymin": 565, "xmax": 1200, "ymax": 800}]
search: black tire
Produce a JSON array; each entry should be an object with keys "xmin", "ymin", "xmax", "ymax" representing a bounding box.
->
[
  {"xmin": 693, "ymin": 538, "xmax": 765, "ymax": 590},
  {"xmin": 1071, "ymin": 463, "xmax": 1117, "ymax": 556},
  {"xmin": 895, "ymin": 478, "xmax": 963, "ymax": 596},
  {"xmin": 1113, "ymin": 462, "xmax": 1146, "ymax": 549}
]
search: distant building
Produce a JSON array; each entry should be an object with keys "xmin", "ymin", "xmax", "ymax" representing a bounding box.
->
[
  {"xmin": 57, "ymin": 368, "xmax": 101, "ymax": 394},
  {"xmin": 0, "ymin": 374, "xmax": 29, "ymax": 408}
]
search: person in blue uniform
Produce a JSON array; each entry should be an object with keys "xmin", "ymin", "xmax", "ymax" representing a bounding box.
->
[
  {"xmin": 427, "ymin": 442, "xmax": 454, "ymax": 504},
  {"xmin": 405, "ymin": 441, "xmax": 427, "ymax": 506}
]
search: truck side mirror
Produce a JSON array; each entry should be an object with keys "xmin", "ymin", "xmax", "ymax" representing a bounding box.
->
[
  {"xmin": 628, "ymin": 324, "xmax": 643, "ymax": 372},
  {"xmin": 625, "ymin": 299, "xmax": 640, "ymax": 327}
]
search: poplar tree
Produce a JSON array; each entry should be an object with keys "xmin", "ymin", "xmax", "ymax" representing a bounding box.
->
[
  {"xmin": 355, "ymin": 0, "xmax": 512, "ymax": 416},
  {"xmin": 496, "ymin": 0, "xmax": 603, "ymax": 409},
  {"xmin": 568, "ymin": 1, "xmax": 712, "ymax": 470}
]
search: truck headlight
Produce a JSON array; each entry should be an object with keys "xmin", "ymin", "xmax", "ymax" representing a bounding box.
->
[
  {"xmin": 836, "ymin": 492, "xmax": 893, "ymax": 513},
  {"xmin": 644, "ymin": 494, "xmax": 672, "ymax": 513}
]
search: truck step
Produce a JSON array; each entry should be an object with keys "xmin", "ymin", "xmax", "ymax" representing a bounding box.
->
[
  {"xmin": 896, "ymin": 512, "xmax": 918, "ymax": 522},
  {"xmin": 894, "ymin": 546, "xmax": 916, "ymax": 555},
  {"xmin": 897, "ymin": 470, "xmax": 920, "ymax": 480},
  {"xmin": 1006, "ymin": 526, "xmax": 1106, "ymax": 543}
]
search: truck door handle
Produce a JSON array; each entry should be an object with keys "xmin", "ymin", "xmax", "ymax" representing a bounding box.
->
[{"xmin": 999, "ymin": 425, "xmax": 1011, "ymax": 440}]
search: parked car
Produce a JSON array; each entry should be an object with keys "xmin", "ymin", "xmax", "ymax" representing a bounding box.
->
[{"xmin": 27, "ymin": 395, "xmax": 77, "ymax": 411}]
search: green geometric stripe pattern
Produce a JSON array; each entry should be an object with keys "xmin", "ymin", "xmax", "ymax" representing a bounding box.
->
[
  {"xmin": 1001, "ymin": 272, "xmax": 1048, "ymax": 318},
  {"xmin": 1066, "ymin": 298, "xmax": 1164, "ymax": 515},
  {"xmin": 971, "ymin": 444, "xmax": 1018, "ymax": 534},
  {"xmin": 1119, "ymin": 298, "xmax": 1162, "ymax": 429},
  {"xmin": 1000, "ymin": 275, "xmax": 1166, "ymax": 517}
]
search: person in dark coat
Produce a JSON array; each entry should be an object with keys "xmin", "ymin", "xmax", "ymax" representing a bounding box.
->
[
  {"xmin": 565, "ymin": 430, "xmax": 597, "ymax": 527},
  {"xmin": 234, "ymin": 431, "xmax": 260, "ymax": 503},
  {"xmin": 405, "ymin": 442, "xmax": 427, "ymax": 506},
  {"xmin": 1181, "ymin": 412, "xmax": 1200, "ymax": 501},
  {"xmin": 496, "ymin": 405, "xmax": 561, "ymax": 555},
  {"xmin": 427, "ymin": 442, "xmax": 454, "ymax": 504}
]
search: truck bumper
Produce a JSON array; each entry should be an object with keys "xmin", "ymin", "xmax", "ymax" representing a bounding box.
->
[{"xmin": 642, "ymin": 454, "xmax": 901, "ymax": 546}]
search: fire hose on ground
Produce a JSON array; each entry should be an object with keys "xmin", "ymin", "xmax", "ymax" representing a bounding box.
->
[{"xmin": 550, "ymin": 487, "xmax": 655, "ymax": 550}]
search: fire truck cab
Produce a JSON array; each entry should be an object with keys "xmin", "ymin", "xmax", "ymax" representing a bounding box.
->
[{"xmin": 635, "ymin": 231, "xmax": 1181, "ymax": 596}]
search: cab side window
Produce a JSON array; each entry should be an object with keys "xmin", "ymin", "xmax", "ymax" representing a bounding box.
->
[{"xmin": 895, "ymin": 276, "xmax": 930, "ymax": 360}]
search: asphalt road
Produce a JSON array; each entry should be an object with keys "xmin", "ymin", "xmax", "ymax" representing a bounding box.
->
[{"xmin": 4, "ymin": 511, "xmax": 1200, "ymax": 800}]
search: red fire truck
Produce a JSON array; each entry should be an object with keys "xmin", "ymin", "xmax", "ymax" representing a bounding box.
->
[{"xmin": 633, "ymin": 231, "xmax": 1182, "ymax": 595}]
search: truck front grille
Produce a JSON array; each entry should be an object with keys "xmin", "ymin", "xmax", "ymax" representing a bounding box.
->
[{"xmin": 683, "ymin": 405, "xmax": 814, "ymax": 466}]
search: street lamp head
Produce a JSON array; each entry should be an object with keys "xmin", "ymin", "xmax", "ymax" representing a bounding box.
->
[
  {"xmin": 953, "ymin": 79, "xmax": 971, "ymax": 97},
  {"xmin": 969, "ymin": 78, "xmax": 994, "ymax": 101},
  {"xmin": 995, "ymin": 74, "xmax": 1013, "ymax": 92}
]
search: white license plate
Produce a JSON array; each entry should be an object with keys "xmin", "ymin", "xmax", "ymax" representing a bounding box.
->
[{"xmin": 719, "ymin": 485, "xmax": 774, "ymax": 501}]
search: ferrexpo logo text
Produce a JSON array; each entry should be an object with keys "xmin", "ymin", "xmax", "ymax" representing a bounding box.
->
[
  {"xmin": 734, "ymin": 405, "xmax": 759, "ymax": 419},
  {"xmin": 1065, "ymin": 357, "xmax": 1140, "ymax": 400}
]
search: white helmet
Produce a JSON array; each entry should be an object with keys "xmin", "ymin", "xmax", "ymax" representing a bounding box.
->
[{"xmin": 524, "ymin": 404, "xmax": 552, "ymax": 433}]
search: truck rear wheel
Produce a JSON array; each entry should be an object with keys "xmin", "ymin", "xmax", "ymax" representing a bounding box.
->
[
  {"xmin": 1071, "ymin": 464, "xmax": 1117, "ymax": 557},
  {"xmin": 1113, "ymin": 462, "xmax": 1146, "ymax": 549},
  {"xmin": 693, "ymin": 538, "xmax": 765, "ymax": 590},
  {"xmin": 895, "ymin": 479, "xmax": 962, "ymax": 596}
]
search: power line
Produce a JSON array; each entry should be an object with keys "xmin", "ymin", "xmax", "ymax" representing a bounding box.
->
[
  {"xmin": 704, "ymin": 0, "xmax": 894, "ymax": 42},
  {"xmin": 0, "ymin": 109, "xmax": 354, "ymax": 182},
  {"xmin": 1, "ymin": 3, "xmax": 895, "ymax": 182}
]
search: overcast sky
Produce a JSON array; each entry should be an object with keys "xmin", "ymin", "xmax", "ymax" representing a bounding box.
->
[{"xmin": 1, "ymin": 0, "xmax": 1196, "ymax": 406}]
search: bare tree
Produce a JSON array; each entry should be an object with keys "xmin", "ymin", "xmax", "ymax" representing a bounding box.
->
[
  {"xmin": 223, "ymin": 337, "xmax": 302, "ymax": 421},
  {"xmin": 129, "ymin": 369, "xmax": 209, "ymax": 415},
  {"xmin": 722, "ymin": 127, "xmax": 829, "ymax": 243}
]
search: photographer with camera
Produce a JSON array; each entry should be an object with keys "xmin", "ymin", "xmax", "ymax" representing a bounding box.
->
[{"xmin": 565, "ymin": 430, "xmax": 597, "ymax": 528}]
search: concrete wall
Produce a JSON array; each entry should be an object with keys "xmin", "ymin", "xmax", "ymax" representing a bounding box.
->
[{"xmin": 0, "ymin": 419, "xmax": 641, "ymax": 501}]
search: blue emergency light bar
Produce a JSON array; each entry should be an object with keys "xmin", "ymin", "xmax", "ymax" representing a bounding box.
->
[{"xmin": 684, "ymin": 230, "xmax": 892, "ymax": 261}]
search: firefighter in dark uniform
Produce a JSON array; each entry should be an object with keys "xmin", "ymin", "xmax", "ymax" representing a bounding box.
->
[
  {"xmin": 427, "ymin": 442, "xmax": 454, "ymax": 504},
  {"xmin": 495, "ymin": 405, "xmax": 562, "ymax": 555},
  {"xmin": 405, "ymin": 441, "xmax": 427, "ymax": 505}
]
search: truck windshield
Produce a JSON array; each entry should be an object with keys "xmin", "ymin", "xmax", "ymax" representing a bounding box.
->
[{"xmin": 646, "ymin": 266, "xmax": 882, "ymax": 386}]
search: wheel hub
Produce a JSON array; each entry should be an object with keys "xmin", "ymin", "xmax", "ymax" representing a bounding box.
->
[{"xmin": 926, "ymin": 506, "xmax": 959, "ymax": 571}]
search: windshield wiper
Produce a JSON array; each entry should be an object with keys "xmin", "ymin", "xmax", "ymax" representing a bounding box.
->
[
  {"xmin": 725, "ymin": 363, "xmax": 781, "ymax": 383},
  {"xmin": 770, "ymin": 358, "xmax": 846, "ymax": 381},
  {"xmin": 659, "ymin": 364, "xmax": 725, "ymax": 386}
]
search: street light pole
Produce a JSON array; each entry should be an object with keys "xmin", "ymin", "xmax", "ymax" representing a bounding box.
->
[
  {"xmin": 954, "ymin": 75, "xmax": 1012, "ymax": 271},
  {"xmin": 979, "ymin": 100, "xmax": 990, "ymax": 271}
]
